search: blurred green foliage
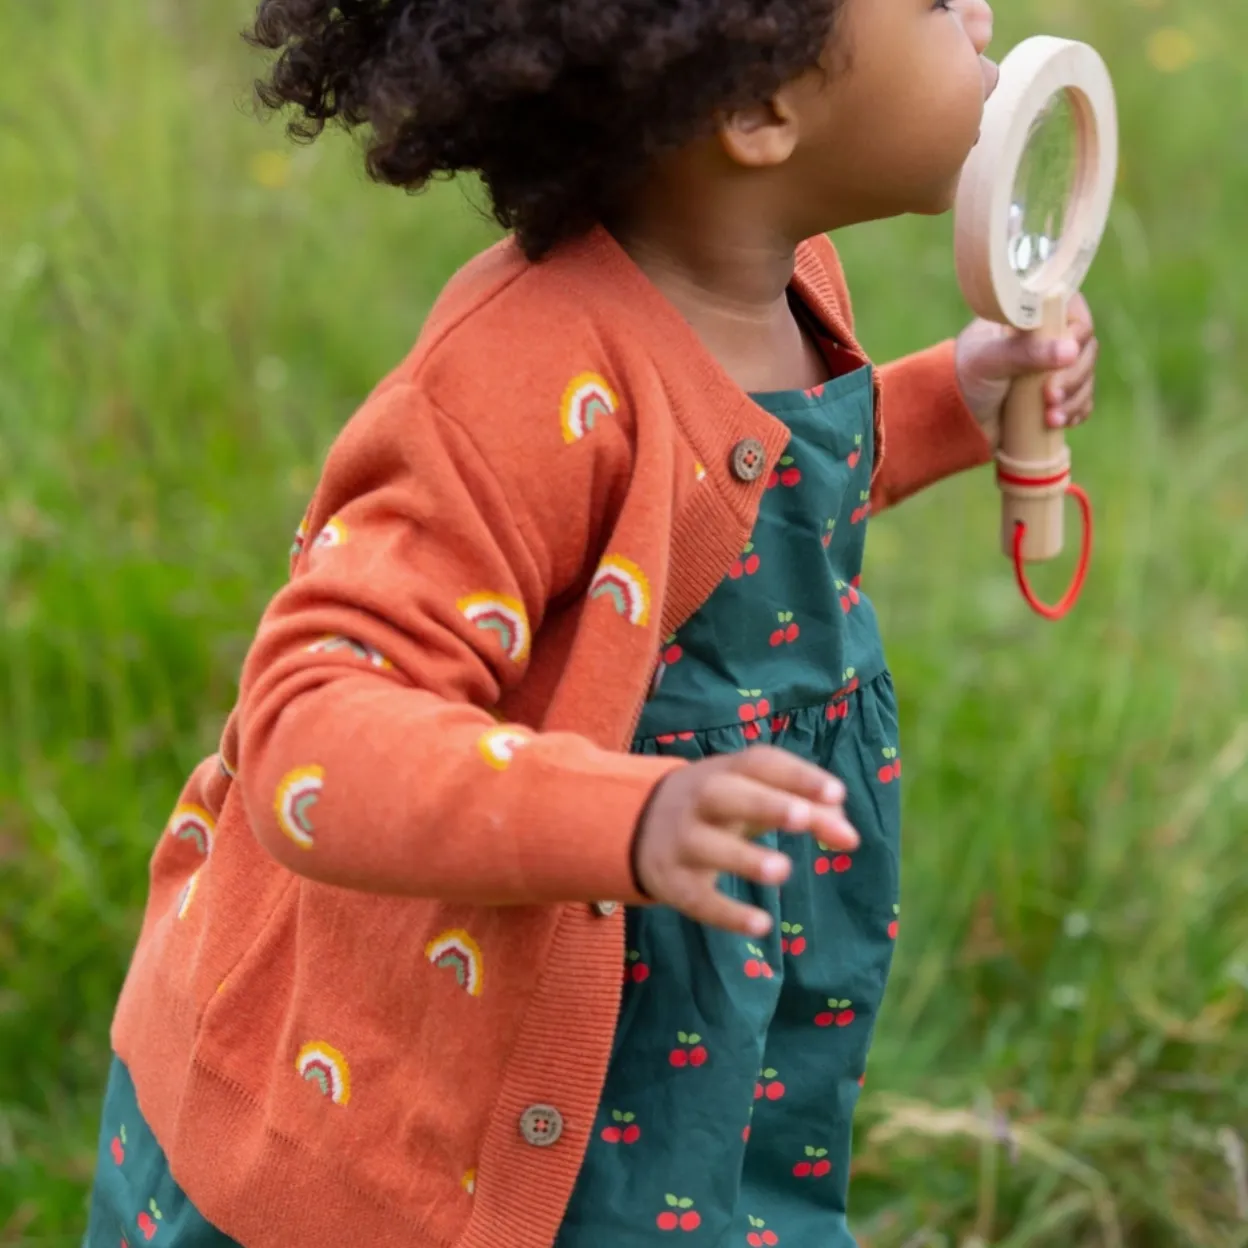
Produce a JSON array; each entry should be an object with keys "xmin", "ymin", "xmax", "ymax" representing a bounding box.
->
[{"xmin": 1, "ymin": 1, "xmax": 1245, "ymax": 1243}]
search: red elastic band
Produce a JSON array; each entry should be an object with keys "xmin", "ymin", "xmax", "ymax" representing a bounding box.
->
[
  {"xmin": 1011, "ymin": 482, "xmax": 1093, "ymax": 621},
  {"xmin": 997, "ymin": 467, "xmax": 1072, "ymax": 490}
]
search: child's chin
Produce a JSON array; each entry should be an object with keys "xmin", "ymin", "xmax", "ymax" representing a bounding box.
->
[{"xmin": 913, "ymin": 179, "xmax": 961, "ymax": 218}]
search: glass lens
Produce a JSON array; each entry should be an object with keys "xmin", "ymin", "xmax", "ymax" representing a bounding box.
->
[{"xmin": 1007, "ymin": 88, "xmax": 1078, "ymax": 279}]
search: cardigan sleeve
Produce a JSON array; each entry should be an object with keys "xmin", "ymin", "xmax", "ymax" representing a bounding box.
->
[
  {"xmin": 871, "ymin": 339, "xmax": 994, "ymax": 513},
  {"xmin": 234, "ymin": 382, "xmax": 679, "ymax": 906}
]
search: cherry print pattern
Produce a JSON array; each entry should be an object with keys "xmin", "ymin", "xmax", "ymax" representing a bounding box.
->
[{"xmin": 558, "ymin": 360, "xmax": 898, "ymax": 1247}]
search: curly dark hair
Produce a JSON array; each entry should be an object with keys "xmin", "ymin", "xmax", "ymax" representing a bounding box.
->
[{"xmin": 245, "ymin": 1, "xmax": 845, "ymax": 259}]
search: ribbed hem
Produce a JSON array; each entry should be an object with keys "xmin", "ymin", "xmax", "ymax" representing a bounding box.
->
[{"xmin": 114, "ymin": 901, "xmax": 630, "ymax": 1248}]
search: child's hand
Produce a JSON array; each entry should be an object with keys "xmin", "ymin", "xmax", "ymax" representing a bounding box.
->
[
  {"xmin": 633, "ymin": 748, "xmax": 858, "ymax": 937},
  {"xmin": 954, "ymin": 293, "xmax": 1100, "ymax": 449}
]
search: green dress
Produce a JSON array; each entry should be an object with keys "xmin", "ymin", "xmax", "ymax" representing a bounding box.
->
[{"xmin": 557, "ymin": 359, "xmax": 901, "ymax": 1246}]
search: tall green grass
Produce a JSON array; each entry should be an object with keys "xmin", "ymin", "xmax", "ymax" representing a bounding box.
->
[{"xmin": 2, "ymin": 1, "xmax": 1245, "ymax": 1242}]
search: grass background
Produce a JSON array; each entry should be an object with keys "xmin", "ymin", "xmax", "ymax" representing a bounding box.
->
[{"xmin": 2, "ymin": 0, "xmax": 1246, "ymax": 1243}]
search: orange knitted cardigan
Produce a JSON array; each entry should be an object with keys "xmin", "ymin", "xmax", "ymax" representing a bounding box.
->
[{"xmin": 110, "ymin": 226, "xmax": 991, "ymax": 1247}]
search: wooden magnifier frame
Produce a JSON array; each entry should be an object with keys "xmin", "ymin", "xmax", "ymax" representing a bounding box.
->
[{"xmin": 954, "ymin": 37, "xmax": 1118, "ymax": 618}]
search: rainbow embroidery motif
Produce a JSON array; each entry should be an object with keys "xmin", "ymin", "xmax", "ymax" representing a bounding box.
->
[
  {"xmin": 295, "ymin": 1041, "xmax": 351, "ymax": 1106},
  {"xmin": 457, "ymin": 593, "xmax": 530, "ymax": 664},
  {"xmin": 168, "ymin": 804, "xmax": 215, "ymax": 857},
  {"xmin": 425, "ymin": 929, "xmax": 485, "ymax": 997},
  {"xmin": 477, "ymin": 726, "xmax": 532, "ymax": 771},
  {"xmin": 589, "ymin": 555, "xmax": 652, "ymax": 627},
  {"xmin": 312, "ymin": 516, "xmax": 348, "ymax": 550},
  {"xmin": 274, "ymin": 765, "xmax": 324, "ymax": 850},
  {"xmin": 217, "ymin": 753, "xmax": 237, "ymax": 780},
  {"xmin": 560, "ymin": 372, "xmax": 618, "ymax": 444},
  {"xmin": 307, "ymin": 635, "xmax": 391, "ymax": 669},
  {"xmin": 461, "ymin": 1169, "xmax": 477, "ymax": 1196},
  {"xmin": 176, "ymin": 869, "xmax": 200, "ymax": 920},
  {"xmin": 694, "ymin": 461, "xmax": 707, "ymax": 482}
]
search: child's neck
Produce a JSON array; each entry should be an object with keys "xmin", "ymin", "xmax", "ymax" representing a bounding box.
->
[{"xmin": 611, "ymin": 207, "xmax": 831, "ymax": 395}]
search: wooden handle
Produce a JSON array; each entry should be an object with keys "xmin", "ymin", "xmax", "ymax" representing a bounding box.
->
[{"xmin": 996, "ymin": 294, "xmax": 1070, "ymax": 561}]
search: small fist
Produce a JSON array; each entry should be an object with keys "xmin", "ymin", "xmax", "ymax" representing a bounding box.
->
[
  {"xmin": 633, "ymin": 747, "xmax": 857, "ymax": 937},
  {"xmin": 955, "ymin": 292, "xmax": 1099, "ymax": 447}
]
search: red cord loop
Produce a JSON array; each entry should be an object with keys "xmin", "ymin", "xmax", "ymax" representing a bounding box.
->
[{"xmin": 1011, "ymin": 482, "xmax": 1093, "ymax": 621}]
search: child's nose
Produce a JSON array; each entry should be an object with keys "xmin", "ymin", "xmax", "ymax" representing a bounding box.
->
[{"xmin": 981, "ymin": 56, "xmax": 1000, "ymax": 102}]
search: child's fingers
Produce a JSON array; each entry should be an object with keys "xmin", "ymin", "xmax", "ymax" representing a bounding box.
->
[
  {"xmin": 677, "ymin": 881, "xmax": 775, "ymax": 938},
  {"xmin": 697, "ymin": 773, "xmax": 823, "ymax": 833},
  {"xmin": 729, "ymin": 745, "xmax": 846, "ymax": 805},
  {"xmin": 695, "ymin": 772, "xmax": 858, "ymax": 848},
  {"xmin": 680, "ymin": 824, "xmax": 793, "ymax": 887}
]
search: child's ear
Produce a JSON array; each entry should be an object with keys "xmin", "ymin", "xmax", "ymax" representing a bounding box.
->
[{"xmin": 716, "ymin": 90, "xmax": 801, "ymax": 168}]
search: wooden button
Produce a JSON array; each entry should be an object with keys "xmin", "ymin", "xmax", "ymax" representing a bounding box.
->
[
  {"xmin": 730, "ymin": 438, "xmax": 766, "ymax": 483},
  {"xmin": 519, "ymin": 1104, "xmax": 563, "ymax": 1147},
  {"xmin": 591, "ymin": 900, "xmax": 618, "ymax": 917}
]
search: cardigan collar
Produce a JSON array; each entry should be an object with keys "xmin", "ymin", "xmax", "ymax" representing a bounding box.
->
[{"xmin": 553, "ymin": 225, "xmax": 883, "ymax": 522}]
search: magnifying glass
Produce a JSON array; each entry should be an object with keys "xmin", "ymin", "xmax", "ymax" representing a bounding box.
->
[{"xmin": 954, "ymin": 37, "xmax": 1118, "ymax": 619}]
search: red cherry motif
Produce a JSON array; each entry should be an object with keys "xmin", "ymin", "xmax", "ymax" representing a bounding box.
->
[
  {"xmin": 793, "ymin": 1146, "xmax": 833, "ymax": 1178},
  {"xmin": 663, "ymin": 643, "xmax": 683, "ymax": 666},
  {"xmin": 137, "ymin": 1199, "xmax": 163, "ymax": 1240},
  {"xmin": 822, "ymin": 518, "xmax": 836, "ymax": 548},
  {"xmin": 851, "ymin": 490, "xmax": 871, "ymax": 524},
  {"xmin": 737, "ymin": 690, "xmax": 770, "ymax": 725},
  {"xmin": 601, "ymin": 1110, "xmax": 641, "ymax": 1144},
  {"xmin": 755, "ymin": 1067, "xmax": 785, "ymax": 1100},
  {"xmin": 657, "ymin": 1196, "xmax": 700, "ymax": 1232},
  {"xmin": 770, "ymin": 713, "xmax": 791, "ymax": 734},
  {"xmin": 743, "ymin": 942, "xmax": 774, "ymax": 978},
  {"xmin": 624, "ymin": 949, "xmax": 650, "ymax": 983},
  {"xmin": 779, "ymin": 921, "xmax": 806, "ymax": 956},
  {"xmin": 825, "ymin": 700, "xmax": 849, "ymax": 723},
  {"xmin": 815, "ymin": 998, "xmax": 855, "ymax": 1027},
  {"xmin": 110, "ymin": 1136, "xmax": 124, "ymax": 1165},
  {"xmin": 833, "ymin": 663, "xmax": 863, "ymax": 703},
  {"xmin": 877, "ymin": 747, "xmax": 901, "ymax": 784},
  {"xmin": 888, "ymin": 904, "xmax": 900, "ymax": 940},
  {"xmin": 670, "ymin": 1030, "xmax": 707, "ymax": 1066},
  {"xmin": 766, "ymin": 455, "xmax": 801, "ymax": 490},
  {"xmin": 847, "ymin": 433, "xmax": 863, "ymax": 470},
  {"xmin": 769, "ymin": 610, "xmax": 800, "ymax": 646},
  {"xmin": 747, "ymin": 1215, "xmax": 781, "ymax": 1245},
  {"xmin": 814, "ymin": 843, "xmax": 853, "ymax": 875},
  {"xmin": 730, "ymin": 542, "xmax": 762, "ymax": 578}
]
